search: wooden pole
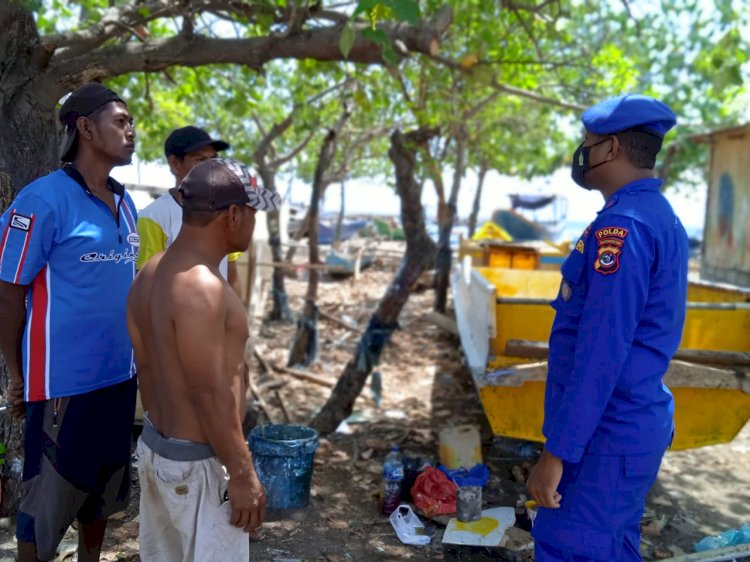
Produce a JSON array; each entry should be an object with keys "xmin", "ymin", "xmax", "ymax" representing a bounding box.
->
[
  {"xmin": 318, "ymin": 309, "xmax": 363, "ymax": 334},
  {"xmin": 271, "ymin": 363, "xmax": 336, "ymax": 388},
  {"xmin": 504, "ymin": 339, "xmax": 750, "ymax": 367}
]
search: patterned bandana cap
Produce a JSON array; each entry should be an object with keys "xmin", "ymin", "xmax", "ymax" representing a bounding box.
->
[{"xmin": 179, "ymin": 158, "xmax": 281, "ymax": 213}]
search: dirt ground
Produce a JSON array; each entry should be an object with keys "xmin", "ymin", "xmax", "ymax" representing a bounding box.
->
[{"xmin": 0, "ymin": 249, "xmax": 748, "ymax": 561}]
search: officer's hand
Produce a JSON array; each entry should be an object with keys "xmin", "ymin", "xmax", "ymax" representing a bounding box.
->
[{"xmin": 527, "ymin": 449, "xmax": 563, "ymax": 509}]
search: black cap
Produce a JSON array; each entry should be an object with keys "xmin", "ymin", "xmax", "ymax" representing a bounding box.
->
[
  {"xmin": 58, "ymin": 83, "xmax": 125, "ymax": 162},
  {"xmin": 179, "ymin": 158, "xmax": 281, "ymax": 213},
  {"xmin": 164, "ymin": 126, "xmax": 229, "ymax": 159}
]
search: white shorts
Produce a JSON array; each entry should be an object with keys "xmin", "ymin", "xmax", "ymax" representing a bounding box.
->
[{"xmin": 136, "ymin": 437, "xmax": 250, "ymax": 562}]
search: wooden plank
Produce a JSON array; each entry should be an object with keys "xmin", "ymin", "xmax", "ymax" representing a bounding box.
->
[
  {"xmin": 253, "ymin": 349, "xmax": 274, "ymax": 375},
  {"xmin": 676, "ymin": 349, "xmax": 750, "ymax": 367},
  {"xmin": 504, "ymin": 339, "xmax": 549, "ymax": 359},
  {"xmin": 505, "ymin": 339, "xmax": 750, "ymax": 367},
  {"xmin": 248, "ymin": 381, "xmax": 276, "ymax": 425},
  {"xmin": 274, "ymin": 389, "xmax": 292, "ymax": 423},
  {"xmin": 255, "ymin": 260, "xmax": 351, "ymax": 273},
  {"xmin": 319, "ymin": 309, "xmax": 363, "ymax": 334},
  {"xmin": 496, "ymin": 297, "xmax": 750, "ymax": 310},
  {"xmin": 271, "ymin": 363, "xmax": 336, "ymax": 388}
]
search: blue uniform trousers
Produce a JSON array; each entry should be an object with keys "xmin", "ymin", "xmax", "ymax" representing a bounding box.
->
[{"xmin": 532, "ymin": 448, "xmax": 665, "ymax": 561}]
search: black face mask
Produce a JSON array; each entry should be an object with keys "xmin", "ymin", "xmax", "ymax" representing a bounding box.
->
[{"xmin": 571, "ymin": 137, "xmax": 613, "ymax": 190}]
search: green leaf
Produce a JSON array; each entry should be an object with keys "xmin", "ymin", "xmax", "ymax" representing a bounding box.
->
[
  {"xmin": 340, "ymin": 22, "xmax": 356, "ymax": 58},
  {"xmin": 362, "ymin": 27, "xmax": 388, "ymax": 44},
  {"xmin": 382, "ymin": 0, "xmax": 420, "ymax": 23},
  {"xmin": 352, "ymin": 0, "xmax": 379, "ymax": 18},
  {"xmin": 382, "ymin": 44, "xmax": 399, "ymax": 65}
]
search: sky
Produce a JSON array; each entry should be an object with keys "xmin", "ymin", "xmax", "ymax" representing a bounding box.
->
[{"xmin": 112, "ymin": 157, "xmax": 708, "ymax": 240}]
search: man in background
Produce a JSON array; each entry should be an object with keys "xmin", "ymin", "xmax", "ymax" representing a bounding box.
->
[{"xmin": 136, "ymin": 125, "xmax": 243, "ymax": 295}]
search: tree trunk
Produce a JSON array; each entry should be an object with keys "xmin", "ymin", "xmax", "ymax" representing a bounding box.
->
[
  {"xmin": 288, "ymin": 115, "xmax": 349, "ymax": 367},
  {"xmin": 0, "ymin": 3, "xmax": 66, "ymax": 515},
  {"xmin": 283, "ymin": 180, "xmax": 332, "ymax": 264},
  {"xmin": 252, "ymin": 114, "xmax": 301, "ymax": 322},
  {"xmin": 434, "ymin": 128, "xmax": 467, "ymax": 314},
  {"xmin": 333, "ymin": 180, "xmax": 345, "ymax": 248},
  {"xmin": 310, "ymin": 127, "xmax": 437, "ymax": 435},
  {"xmin": 468, "ymin": 163, "xmax": 488, "ymax": 238},
  {"xmin": 424, "ymin": 150, "xmax": 448, "ymax": 225},
  {"xmin": 266, "ymin": 210, "xmax": 293, "ymax": 321},
  {"xmin": 255, "ymin": 165, "xmax": 293, "ymax": 322}
]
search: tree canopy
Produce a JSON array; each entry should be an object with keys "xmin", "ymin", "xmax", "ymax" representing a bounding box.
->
[{"xmin": 8, "ymin": 0, "xmax": 747, "ymax": 192}]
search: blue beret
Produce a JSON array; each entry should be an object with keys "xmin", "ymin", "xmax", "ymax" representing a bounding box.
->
[{"xmin": 582, "ymin": 94, "xmax": 676, "ymax": 138}]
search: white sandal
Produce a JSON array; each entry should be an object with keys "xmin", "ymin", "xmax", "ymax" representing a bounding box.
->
[{"xmin": 389, "ymin": 504, "xmax": 431, "ymax": 546}]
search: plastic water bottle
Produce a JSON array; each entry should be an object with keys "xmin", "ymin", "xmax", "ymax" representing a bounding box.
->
[{"xmin": 382, "ymin": 446, "xmax": 404, "ymax": 515}]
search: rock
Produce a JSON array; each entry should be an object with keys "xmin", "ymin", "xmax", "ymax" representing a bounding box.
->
[
  {"xmin": 651, "ymin": 495, "xmax": 672, "ymax": 507},
  {"xmin": 361, "ymin": 448, "xmax": 374, "ymax": 460},
  {"xmin": 511, "ymin": 465, "xmax": 526, "ymax": 484},
  {"xmin": 327, "ymin": 519, "xmax": 350, "ymax": 530},
  {"xmin": 641, "ymin": 515, "xmax": 668, "ymax": 537},
  {"xmin": 500, "ymin": 527, "xmax": 534, "ymax": 552},
  {"xmin": 668, "ymin": 545, "xmax": 687, "ymax": 556},
  {"xmin": 653, "ymin": 546, "xmax": 673, "ymax": 559}
]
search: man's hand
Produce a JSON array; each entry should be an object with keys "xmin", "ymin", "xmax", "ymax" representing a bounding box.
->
[
  {"xmin": 227, "ymin": 470, "xmax": 266, "ymax": 533},
  {"xmin": 8, "ymin": 375, "xmax": 25, "ymax": 419},
  {"xmin": 527, "ymin": 449, "xmax": 564, "ymax": 508}
]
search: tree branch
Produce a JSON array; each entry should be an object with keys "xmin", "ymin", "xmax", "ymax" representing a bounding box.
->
[
  {"xmin": 429, "ymin": 53, "xmax": 585, "ymax": 112},
  {"xmin": 463, "ymin": 91, "xmax": 500, "ymax": 120},
  {"xmin": 42, "ymin": 0, "xmax": 178, "ymax": 57},
  {"xmin": 270, "ymin": 130, "xmax": 316, "ymax": 169},
  {"xmin": 254, "ymin": 78, "xmax": 352, "ymax": 167},
  {"xmin": 48, "ymin": 10, "xmax": 452, "ymax": 84}
]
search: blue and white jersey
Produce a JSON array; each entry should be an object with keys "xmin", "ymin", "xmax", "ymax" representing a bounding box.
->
[{"xmin": 0, "ymin": 166, "xmax": 138, "ymax": 401}]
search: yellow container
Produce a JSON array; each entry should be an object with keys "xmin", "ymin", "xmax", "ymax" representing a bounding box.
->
[
  {"xmin": 439, "ymin": 425, "xmax": 482, "ymax": 469},
  {"xmin": 485, "ymin": 243, "xmax": 540, "ymax": 270}
]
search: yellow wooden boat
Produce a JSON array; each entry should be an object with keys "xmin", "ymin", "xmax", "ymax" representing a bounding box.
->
[{"xmin": 451, "ymin": 257, "xmax": 750, "ymax": 450}]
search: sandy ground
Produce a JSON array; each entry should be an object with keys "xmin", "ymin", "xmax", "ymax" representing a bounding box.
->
[{"xmin": 0, "ymin": 251, "xmax": 748, "ymax": 561}]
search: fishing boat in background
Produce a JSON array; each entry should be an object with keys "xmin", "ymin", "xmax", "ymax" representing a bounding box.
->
[{"xmin": 452, "ymin": 137, "xmax": 750, "ymax": 450}]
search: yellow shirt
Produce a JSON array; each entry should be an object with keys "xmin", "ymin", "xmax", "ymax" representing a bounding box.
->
[{"xmin": 136, "ymin": 192, "xmax": 241, "ymax": 277}]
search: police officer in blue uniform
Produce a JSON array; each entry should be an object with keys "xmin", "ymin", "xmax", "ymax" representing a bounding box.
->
[{"xmin": 526, "ymin": 94, "xmax": 689, "ymax": 561}]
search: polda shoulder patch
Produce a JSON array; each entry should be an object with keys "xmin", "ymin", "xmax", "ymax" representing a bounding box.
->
[{"xmin": 593, "ymin": 226, "xmax": 628, "ymax": 275}]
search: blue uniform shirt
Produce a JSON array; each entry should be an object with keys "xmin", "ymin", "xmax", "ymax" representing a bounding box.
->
[
  {"xmin": 543, "ymin": 177, "xmax": 689, "ymax": 463},
  {"xmin": 0, "ymin": 167, "xmax": 138, "ymax": 401}
]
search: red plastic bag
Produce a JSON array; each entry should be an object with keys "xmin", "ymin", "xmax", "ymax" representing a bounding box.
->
[{"xmin": 411, "ymin": 467, "xmax": 457, "ymax": 516}]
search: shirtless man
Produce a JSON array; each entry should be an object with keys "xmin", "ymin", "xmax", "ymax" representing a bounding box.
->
[{"xmin": 127, "ymin": 158, "xmax": 281, "ymax": 562}]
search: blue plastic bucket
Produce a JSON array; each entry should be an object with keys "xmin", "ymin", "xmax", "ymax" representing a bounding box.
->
[{"xmin": 248, "ymin": 424, "xmax": 319, "ymax": 509}]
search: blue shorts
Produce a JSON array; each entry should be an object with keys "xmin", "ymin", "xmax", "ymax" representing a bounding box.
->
[
  {"xmin": 532, "ymin": 448, "xmax": 665, "ymax": 561},
  {"xmin": 16, "ymin": 377, "xmax": 137, "ymax": 560}
]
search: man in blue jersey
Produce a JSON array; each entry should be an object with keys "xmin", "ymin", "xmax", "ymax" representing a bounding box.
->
[
  {"xmin": 526, "ymin": 95, "xmax": 689, "ymax": 561},
  {"xmin": 0, "ymin": 83, "xmax": 138, "ymax": 562}
]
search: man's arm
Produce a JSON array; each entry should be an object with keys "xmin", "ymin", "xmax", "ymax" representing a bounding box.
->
[
  {"xmin": 0, "ymin": 281, "xmax": 29, "ymax": 416},
  {"xmin": 173, "ymin": 268, "xmax": 264, "ymax": 531},
  {"xmin": 0, "ymin": 193, "xmax": 55, "ymax": 414}
]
